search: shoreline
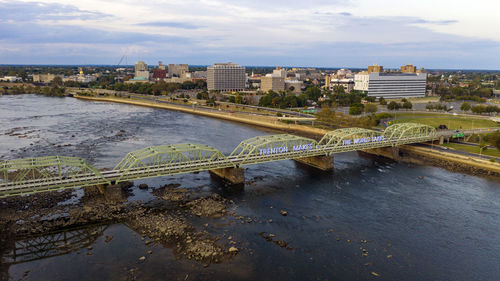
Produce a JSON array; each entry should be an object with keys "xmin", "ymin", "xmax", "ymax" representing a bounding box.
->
[{"xmin": 74, "ymin": 95, "xmax": 500, "ymax": 178}]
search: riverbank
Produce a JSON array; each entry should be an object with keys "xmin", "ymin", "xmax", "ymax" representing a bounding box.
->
[
  {"xmin": 401, "ymin": 145, "xmax": 500, "ymax": 176},
  {"xmin": 74, "ymin": 95, "xmax": 500, "ymax": 178}
]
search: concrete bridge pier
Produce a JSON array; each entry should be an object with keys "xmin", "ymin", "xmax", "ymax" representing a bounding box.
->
[
  {"xmin": 94, "ymin": 183, "xmax": 130, "ymax": 202},
  {"xmin": 294, "ymin": 155, "xmax": 334, "ymax": 171},
  {"xmin": 209, "ymin": 167, "xmax": 245, "ymax": 185},
  {"xmin": 362, "ymin": 146, "xmax": 401, "ymax": 161}
]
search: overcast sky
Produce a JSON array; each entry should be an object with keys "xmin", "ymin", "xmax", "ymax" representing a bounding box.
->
[{"xmin": 1, "ymin": 0, "xmax": 499, "ymax": 69}]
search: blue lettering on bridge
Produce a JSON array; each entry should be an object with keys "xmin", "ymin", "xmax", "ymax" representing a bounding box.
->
[
  {"xmin": 342, "ymin": 136, "xmax": 386, "ymax": 146},
  {"xmin": 259, "ymin": 143, "xmax": 314, "ymax": 155}
]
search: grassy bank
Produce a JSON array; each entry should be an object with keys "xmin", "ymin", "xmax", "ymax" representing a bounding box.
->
[
  {"xmin": 441, "ymin": 143, "xmax": 500, "ymax": 158},
  {"xmin": 392, "ymin": 116, "xmax": 499, "ymax": 129}
]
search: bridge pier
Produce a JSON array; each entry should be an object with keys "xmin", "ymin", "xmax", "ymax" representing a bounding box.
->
[
  {"xmin": 362, "ymin": 146, "xmax": 401, "ymax": 161},
  {"xmin": 209, "ymin": 167, "xmax": 245, "ymax": 185},
  {"xmin": 294, "ymin": 155, "xmax": 334, "ymax": 171},
  {"xmin": 91, "ymin": 182, "xmax": 131, "ymax": 202}
]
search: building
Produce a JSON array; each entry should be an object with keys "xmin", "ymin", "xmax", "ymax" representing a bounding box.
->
[
  {"xmin": 134, "ymin": 61, "xmax": 149, "ymax": 80},
  {"xmin": 285, "ymin": 80, "xmax": 303, "ymax": 94},
  {"xmin": 207, "ymin": 63, "xmax": 246, "ymax": 92},
  {"xmin": 153, "ymin": 61, "xmax": 167, "ymax": 80},
  {"xmin": 401, "ymin": 64, "xmax": 417, "ymax": 73},
  {"xmin": 354, "ymin": 71, "xmax": 427, "ymax": 98},
  {"xmin": 272, "ymin": 67, "xmax": 287, "ymax": 78},
  {"xmin": 168, "ymin": 64, "xmax": 189, "ymax": 78},
  {"xmin": 0, "ymin": 76, "xmax": 22, "ymax": 82},
  {"xmin": 327, "ymin": 78, "xmax": 355, "ymax": 93},
  {"xmin": 367, "ymin": 64, "xmax": 383, "ymax": 73},
  {"xmin": 32, "ymin": 74, "xmax": 63, "ymax": 83},
  {"xmin": 260, "ymin": 75, "xmax": 285, "ymax": 92}
]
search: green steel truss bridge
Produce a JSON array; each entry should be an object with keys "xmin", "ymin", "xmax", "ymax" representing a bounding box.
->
[{"xmin": 1, "ymin": 123, "xmax": 438, "ymax": 198}]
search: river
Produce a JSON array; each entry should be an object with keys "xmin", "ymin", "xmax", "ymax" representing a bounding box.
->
[{"xmin": 1, "ymin": 94, "xmax": 499, "ymax": 281}]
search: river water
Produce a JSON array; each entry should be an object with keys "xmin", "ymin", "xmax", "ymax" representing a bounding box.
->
[{"xmin": 1, "ymin": 95, "xmax": 500, "ymax": 281}]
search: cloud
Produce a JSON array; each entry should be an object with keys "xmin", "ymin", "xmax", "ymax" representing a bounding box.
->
[
  {"xmin": 0, "ymin": 0, "xmax": 498, "ymax": 69},
  {"xmin": 412, "ymin": 19, "xmax": 458, "ymax": 25},
  {"xmin": 136, "ymin": 21, "xmax": 202, "ymax": 29},
  {"xmin": 0, "ymin": 1, "xmax": 112, "ymax": 22}
]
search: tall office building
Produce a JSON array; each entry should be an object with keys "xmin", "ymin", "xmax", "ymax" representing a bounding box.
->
[
  {"xmin": 260, "ymin": 75, "xmax": 285, "ymax": 92},
  {"xmin": 168, "ymin": 64, "xmax": 189, "ymax": 78},
  {"xmin": 401, "ymin": 64, "xmax": 417, "ymax": 73},
  {"xmin": 207, "ymin": 63, "xmax": 246, "ymax": 92},
  {"xmin": 354, "ymin": 71, "xmax": 427, "ymax": 98},
  {"xmin": 367, "ymin": 64, "xmax": 383, "ymax": 73},
  {"xmin": 134, "ymin": 61, "xmax": 149, "ymax": 80}
]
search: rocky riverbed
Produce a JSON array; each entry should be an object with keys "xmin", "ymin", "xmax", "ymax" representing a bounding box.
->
[{"xmin": 0, "ymin": 183, "xmax": 243, "ymax": 271}]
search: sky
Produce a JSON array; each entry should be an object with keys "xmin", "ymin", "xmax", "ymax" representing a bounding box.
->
[{"xmin": 0, "ymin": 0, "xmax": 499, "ymax": 69}]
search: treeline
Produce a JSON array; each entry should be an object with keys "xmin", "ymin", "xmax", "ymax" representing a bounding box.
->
[
  {"xmin": 316, "ymin": 108, "xmax": 393, "ymax": 128},
  {"xmin": 437, "ymin": 85, "xmax": 493, "ymax": 102},
  {"xmin": 425, "ymin": 103, "xmax": 449, "ymax": 111},
  {"xmin": 258, "ymin": 87, "xmax": 323, "ymax": 108},
  {"xmin": 468, "ymin": 132, "xmax": 500, "ymax": 151},
  {"xmin": 2, "ymin": 85, "xmax": 66, "ymax": 97},
  {"xmin": 110, "ymin": 80, "xmax": 206, "ymax": 95}
]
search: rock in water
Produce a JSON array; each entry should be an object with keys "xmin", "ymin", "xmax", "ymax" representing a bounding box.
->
[
  {"xmin": 139, "ymin": 256, "xmax": 146, "ymax": 261},
  {"xmin": 280, "ymin": 210, "xmax": 288, "ymax": 216},
  {"xmin": 138, "ymin": 184, "xmax": 148, "ymax": 189},
  {"xmin": 229, "ymin": 247, "xmax": 238, "ymax": 253}
]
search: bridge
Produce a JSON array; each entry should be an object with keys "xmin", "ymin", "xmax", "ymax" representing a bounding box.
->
[{"xmin": 0, "ymin": 123, "xmax": 441, "ymax": 198}]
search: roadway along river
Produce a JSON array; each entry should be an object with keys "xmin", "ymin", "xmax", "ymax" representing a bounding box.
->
[{"xmin": 1, "ymin": 94, "xmax": 500, "ymax": 281}]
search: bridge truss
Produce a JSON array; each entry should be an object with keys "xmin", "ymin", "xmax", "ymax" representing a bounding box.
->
[{"xmin": 0, "ymin": 123, "xmax": 438, "ymax": 198}]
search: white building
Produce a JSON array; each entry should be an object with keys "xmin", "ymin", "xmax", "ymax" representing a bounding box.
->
[
  {"xmin": 0, "ymin": 76, "xmax": 22, "ymax": 82},
  {"xmin": 207, "ymin": 63, "xmax": 246, "ymax": 92},
  {"xmin": 354, "ymin": 72, "xmax": 427, "ymax": 98}
]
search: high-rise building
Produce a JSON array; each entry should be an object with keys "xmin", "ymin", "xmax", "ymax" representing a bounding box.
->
[
  {"xmin": 168, "ymin": 64, "xmax": 189, "ymax": 78},
  {"xmin": 158, "ymin": 61, "xmax": 166, "ymax": 70},
  {"xmin": 207, "ymin": 63, "xmax": 246, "ymax": 92},
  {"xmin": 260, "ymin": 75, "xmax": 285, "ymax": 92},
  {"xmin": 401, "ymin": 64, "xmax": 417, "ymax": 73},
  {"xmin": 272, "ymin": 67, "xmax": 287, "ymax": 78},
  {"xmin": 134, "ymin": 61, "xmax": 149, "ymax": 80},
  {"xmin": 354, "ymin": 71, "xmax": 427, "ymax": 98},
  {"xmin": 367, "ymin": 64, "xmax": 383, "ymax": 73}
]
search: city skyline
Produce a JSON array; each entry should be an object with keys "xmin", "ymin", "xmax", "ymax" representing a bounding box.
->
[{"xmin": 1, "ymin": 0, "xmax": 499, "ymax": 69}]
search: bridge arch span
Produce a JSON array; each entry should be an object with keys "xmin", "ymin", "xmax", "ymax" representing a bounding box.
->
[
  {"xmin": 230, "ymin": 134, "xmax": 318, "ymax": 162},
  {"xmin": 113, "ymin": 144, "xmax": 229, "ymax": 181},
  {"xmin": 384, "ymin": 123, "xmax": 437, "ymax": 142},
  {"xmin": 319, "ymin": 128, "xmax": 385, "ymax": 148},
  {"xmin": 1, "ymin": 156, "xmax": 109, "ymax": 197}
]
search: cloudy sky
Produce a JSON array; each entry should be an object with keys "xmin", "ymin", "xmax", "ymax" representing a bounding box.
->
[{"xmin": 1, "ymin": 0, "xmax": 499, "ymax": 69}]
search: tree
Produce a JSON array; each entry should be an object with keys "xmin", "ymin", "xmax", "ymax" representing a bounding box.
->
[
  {"xmin": 304, "ymin": 86, "xmax": 322, "ymax": 101},
  {"xmin": 379, "ymin": 97, "xmax": 387, "ymax": 105},
  {"xmin": 50, "ymin": 76, "xmax": 63, "ymax": 87},
  {"xmin": 333, "ymin": 85, "xmax": 345, "ymax": 94},
  {"xmin": 365, "ymin": 96, "xmax": 376, "ymax": 102},
  {"xmin": 387, "ymin": 101, "xmax": 401, "ymax": 111},
  {"xmin": 460, "ymin": 102, "xmax": 471, "ymax": 112},
  {"xmin": 364, "ymin": 103, "xmax": 378, "ymax": 114},
  {"xmin": 402, "ymin": 101, "xmax": 413, "ymax": 110},
  {"xmin": 349, "ymin": 103, "xmax": 364, "ymax": 115}
]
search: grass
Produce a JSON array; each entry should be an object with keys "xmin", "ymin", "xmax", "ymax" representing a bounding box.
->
[
  {"xmin": 391, "ymin": 116, "xmax": 500, "ymax": 129},
  {"xmin": 407, "ymin": 97, "xmax": 440, "ymax": 103},
  {"xmin": 442, "ymin": 143, "xmax": 500, "ymax": 158}
]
